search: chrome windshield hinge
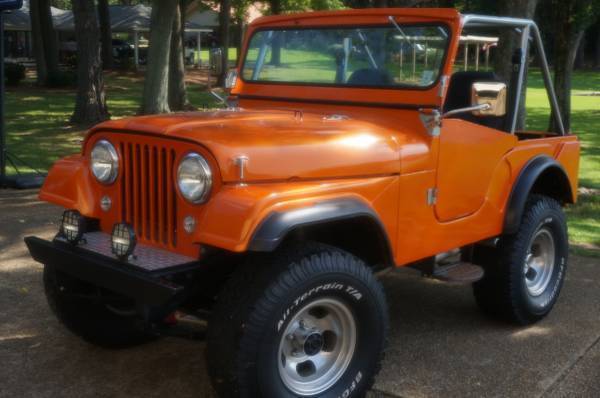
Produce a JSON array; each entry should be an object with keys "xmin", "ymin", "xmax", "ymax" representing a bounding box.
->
[
  {"xmin": 438, "ymin": 75, "xmax": 449, "ymax": 98},
  {"xmin": 427, "ymin": 188, "xmax": 438, "ymax": 206},
  {"xmin": 419, "ymin": 109, "xmax": 442, "ymax": 137}
]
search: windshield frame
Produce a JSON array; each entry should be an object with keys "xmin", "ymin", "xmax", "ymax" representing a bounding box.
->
[{"xmin": 239, "ymin": 22, "xmax": 452, "ymax": 92}]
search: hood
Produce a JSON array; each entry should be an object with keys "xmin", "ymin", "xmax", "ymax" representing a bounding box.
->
[{"xmin": 92, "ymin": 109, "xmax": 402, "ymax": 182}]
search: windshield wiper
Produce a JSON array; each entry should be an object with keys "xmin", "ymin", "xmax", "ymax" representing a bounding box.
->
[
  {"xmin": 252, "ymin": 31, "xmax": 274, "ymax": 80},
  {"xmin": 388, "ymin": 16, "xmax": 425, "ymax": 52},
  {"xmin": 356, "ymin": 29, "xmax": 379, "ymax": 69}
]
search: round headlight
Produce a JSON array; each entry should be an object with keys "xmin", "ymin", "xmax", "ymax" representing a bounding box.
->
[
  {"xmin": 177, "ymin": 153, "xmax": 212, "ymax": 204},
  {"xmin": 90, "ymin": 140, "xmax": 119, "ymax": 184}
]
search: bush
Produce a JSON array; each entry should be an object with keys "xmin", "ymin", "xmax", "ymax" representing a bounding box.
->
[
  {"xmin": 46, "ymin": 70, "xmax": 77, "ymax": 88},
  {"xmin": 5, "ymin": 62, "xmax": 26, "ymax": 86}
]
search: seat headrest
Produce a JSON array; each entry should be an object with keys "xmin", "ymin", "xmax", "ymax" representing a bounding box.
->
[{"xmin": 347, "ymin": 68, "xmax": 393, "ymax": 86}]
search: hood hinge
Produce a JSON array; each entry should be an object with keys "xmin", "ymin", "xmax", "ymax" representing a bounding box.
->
[{"xmin": 419, "ymin": 109, "xmax": 442, "ymax": 137}]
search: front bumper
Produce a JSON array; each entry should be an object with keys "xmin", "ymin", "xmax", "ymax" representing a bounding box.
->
[{"xmin": 25, "ymin": 236, "xmax": 199, "ymax": 306}]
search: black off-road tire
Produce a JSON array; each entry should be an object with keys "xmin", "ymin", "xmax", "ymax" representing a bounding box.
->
[
  {"xmin": 44, "ymin": 264, "xmax": 157, "ymax": 348},
  {"xmin": 206, "ymin": 242, "xmax": 389, "ymax": 398},
  {"xmin": 473, "ymin": 195, "xmax": 569, "ymax": 325}
]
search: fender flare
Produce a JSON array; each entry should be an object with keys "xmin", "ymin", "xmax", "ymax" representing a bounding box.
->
[
  {"xmin": 504, "ymin": 155, "xmax": 572, "ymax": 235},
  {"xmin": 248, "ymin": 198, "xmax": 393, "ymax": 262}
]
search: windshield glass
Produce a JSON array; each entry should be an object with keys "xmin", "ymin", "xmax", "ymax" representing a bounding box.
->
[{"xmin": 242, "ymin": 25, "xmax": 449, "ymax": 88}]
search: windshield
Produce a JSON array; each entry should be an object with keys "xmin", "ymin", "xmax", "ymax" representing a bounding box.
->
[{"xmin": 242, "ymin": 24, "xmax": 449, "ymax": 88}]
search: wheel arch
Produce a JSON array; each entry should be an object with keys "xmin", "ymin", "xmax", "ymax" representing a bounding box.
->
[
  {"xmin": 248, "ymin": 198, "xmax": 394, "ymax": 269},
  {"xmin": 504, "ymin": 155, "xmax": 573, "ymax": 235}
]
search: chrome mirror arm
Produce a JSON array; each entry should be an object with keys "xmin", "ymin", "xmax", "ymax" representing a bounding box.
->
[
  {"xmin": 210, "ymin": 90, "xmax": 238, "ymax": 110},
  {"xmin": 443, "ymin": 103, "xmax": 490, "ymax": 118},
  {"xmin": 210, "ymin": 90, "xmax": 226, "ymax": 104}
]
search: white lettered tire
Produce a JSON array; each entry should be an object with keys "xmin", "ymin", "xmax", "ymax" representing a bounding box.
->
[
  {"xmin": 207, "ymin": 242, "xmax": 389, "ymax": 397},
  {"xmin": 473, "ymin": 195, "xmax": 569, "ymax": 324}
]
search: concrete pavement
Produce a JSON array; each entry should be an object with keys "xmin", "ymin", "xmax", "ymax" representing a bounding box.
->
[{"xmin": 1, "ymin": 189, "xmax": 598, "ymax": 398}]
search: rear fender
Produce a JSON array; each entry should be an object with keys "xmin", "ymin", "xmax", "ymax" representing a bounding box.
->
[{"xmin": 504, "ymin": 155, "xmax": 574, "ymax": 234}]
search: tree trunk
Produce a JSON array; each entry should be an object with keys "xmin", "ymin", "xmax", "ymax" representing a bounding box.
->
[
  {"xmin": 550, "ymin": 1, "xmax": 596, "ymax": 133},
  {"xmin": 169, "ymin": 2, "xmax": 189, "ymax": 111},
  {"xmin": 595, "ymin": 23, "xmax": 600, "ymax": 68},
  {"xmin": 494, "ymin": 0, "xmax": 539, "ymax": 131},
  {"xmin": 98, "ymin": 0, "xmax": 114, "ymax": 70},
  {"xmin": 71, "ymin": 0, "xmax": 110, "ymax": 126},
  {"xmin": 268, "ymin": 0, "xmax": 281, "ymax": 66},
  {"xmin": 217, "ymin": 0, "xmax": 231, "ymax": 86},
  {"xmin": 142, "ymin": 0, "xmax": 178, "ymax": 114},
  {"xmin": 494, "ymin": 0, "xmax": 539, "ymax": 79},
  {"xmin": 29, "ymin": 0, "xmax": 47, "ymax": 85},
  {"xmin": 39, "ymin": 0, "xmax": 59, "ymax": 78},
  {"xmin": 552, "ymin": 29, "xmax": 584, "ymax": 133},
  {"xmin": 236, "ymin": 16, "xmax": 245, "ymax": 60},
  {"xmin": 373, "ymin": 0, "xmax": 388, "ymax": 7}
]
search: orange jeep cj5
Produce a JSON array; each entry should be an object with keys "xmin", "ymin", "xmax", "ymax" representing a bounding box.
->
[{"xmin": 26, "ymin": 8, "xmax": 579, "ymax": 398}]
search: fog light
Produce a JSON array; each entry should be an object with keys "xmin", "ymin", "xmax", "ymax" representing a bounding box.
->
[
  {"xmin": 60, "ymin": 210, "xmax": 84, "ymax": 244},
  {"xmin": 111, "ymin": 223, "xmax": 136, "ymax": 260}
]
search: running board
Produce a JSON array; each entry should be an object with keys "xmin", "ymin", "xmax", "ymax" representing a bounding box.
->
[{"xmin": 429, "ymin": 262, "xmax": 484, "ymax": 284}]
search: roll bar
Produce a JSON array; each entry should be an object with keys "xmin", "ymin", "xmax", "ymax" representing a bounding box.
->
[{"xmin": 461, "ymin": 15, "xmax": 566, "ymax": 136}]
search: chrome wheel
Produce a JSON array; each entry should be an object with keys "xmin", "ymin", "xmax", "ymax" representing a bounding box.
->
[
  {"xmin": 277, "ymin": 297, "xmax": 357, "ymax": 396},
  {"xmin": 524, "ymin": 227, "xmax": 555, "ymax": 296}
]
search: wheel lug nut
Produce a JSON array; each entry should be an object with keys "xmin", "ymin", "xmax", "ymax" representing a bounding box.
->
[{"xmin": 287, "ymin": 333, "xmax": 294, "ymax": 341}]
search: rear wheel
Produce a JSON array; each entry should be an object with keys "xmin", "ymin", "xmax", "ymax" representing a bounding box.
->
[
  {"xmin": 473, "ymin": 195, "xmax": 569, "ymax": 325},
  {"xmin": 206, "ymin": 242, "xmax": 389, "ymax": 398},
  {"xmin": 44, "ymin": 264, "xmax": 157, "ymax": 348}
]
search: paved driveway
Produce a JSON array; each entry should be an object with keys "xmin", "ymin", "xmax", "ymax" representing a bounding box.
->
[{"xmin": 1, "ymin": 189, "xmax": 598, "ymax": 398}]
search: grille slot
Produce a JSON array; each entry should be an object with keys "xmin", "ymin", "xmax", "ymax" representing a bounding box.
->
[{"xmin": 119, "ymin": 141, "xmax": 178, "ymax": 249}]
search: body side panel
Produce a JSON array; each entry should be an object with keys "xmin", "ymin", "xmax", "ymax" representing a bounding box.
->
[
  {"xmin": 394, "ymin": 134, "xmax": 579, "ymax": 266},
  {"xmin": 434, "ymin": 119, "xmax": 517, "ymax": 221}
]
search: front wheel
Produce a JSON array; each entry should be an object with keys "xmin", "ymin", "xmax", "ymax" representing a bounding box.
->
[
  {"xmin": 207, "ymin": 243, "xmax": 389, "ymax": 398},
  {"xmin": 473, "ymin": 195, "xmax": 569, "ymax": 325}
]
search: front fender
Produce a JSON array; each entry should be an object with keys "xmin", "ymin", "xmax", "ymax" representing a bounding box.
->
[
  {"xmin": 248, "ymin": 198, "xmax": 385, "ymax": 252},
  {"xmin": 38, "ymin": 155, "xmax": 100, "ymax": 217},
  {"xmin": 195, "ymin": 176, "xmax": 400, "ymax": 254}
]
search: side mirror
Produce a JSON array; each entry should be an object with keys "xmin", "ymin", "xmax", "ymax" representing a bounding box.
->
[
  {"xmin": 225, "ymin": 69, "xmax": 238, "ymax": 90},
  {"xmin": 471, "ymin": 82, "xmax": 507, "ymax": 117}
]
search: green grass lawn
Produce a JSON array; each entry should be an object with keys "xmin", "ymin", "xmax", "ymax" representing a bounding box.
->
[
  {"xmin": 525, "ymin": 70, "xmax": 600, "ymax": 256},
  {"xmin": 5, "ymin": 71, "xmax": 218, "ymax": 174},
  {"xmin": 4, "ymin": 68, "xmax": 599, "ymax": 255},
  {"xmin": 195, "ymin": 48, "xmax": 239, "ymax": 65}
]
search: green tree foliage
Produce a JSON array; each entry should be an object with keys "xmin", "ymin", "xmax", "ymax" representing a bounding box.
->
[
  {"xmin": 548, "ymin": 0, "xmax": 600, "ymax": 132},
  {"xmin": 267, "ymin": 0, "xmax": 344, "ymax": 13},
  {"xmin": 51, "ymin": 0, "xmax": 153, "ymax": 9}
]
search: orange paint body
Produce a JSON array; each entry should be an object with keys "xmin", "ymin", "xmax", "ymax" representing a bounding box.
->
[{"xmin": 39, "ymin": 9, "xmax": 580, "ymax": 265}]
